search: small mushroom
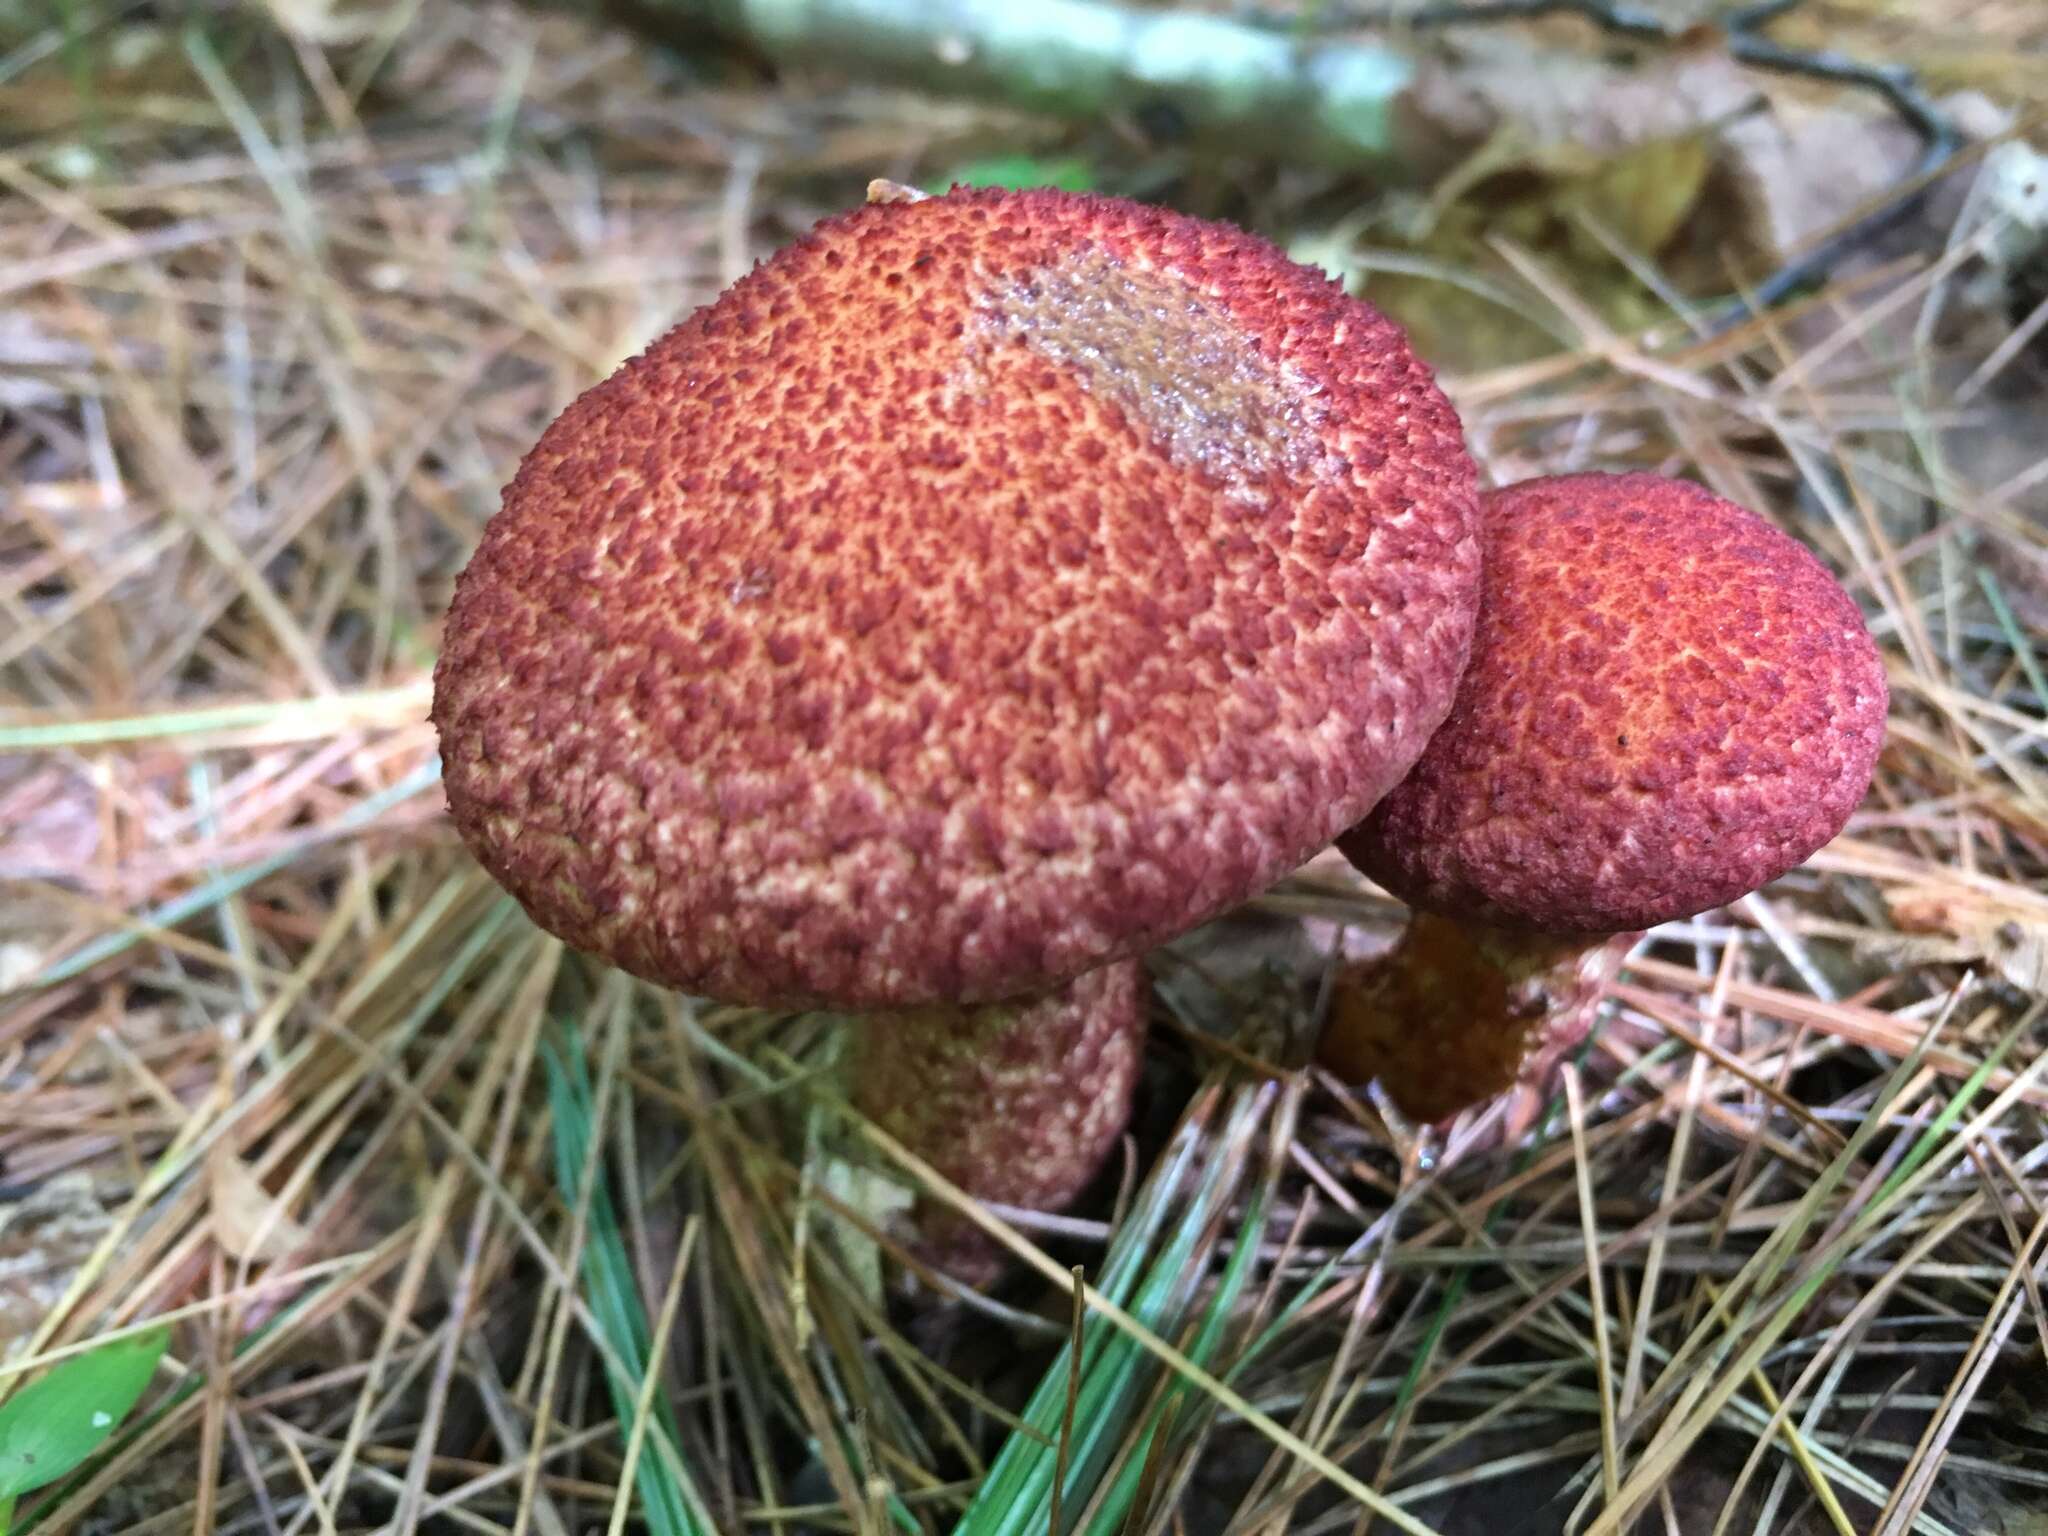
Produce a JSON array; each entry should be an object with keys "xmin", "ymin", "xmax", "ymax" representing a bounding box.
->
[
  {"xmin": 1320, "ymin": 472, "xmax": 1889, "ymax": 1126},
  {"xmin": 433, "ymin": 185, "xmax": 1481, "ymax": 1265}
]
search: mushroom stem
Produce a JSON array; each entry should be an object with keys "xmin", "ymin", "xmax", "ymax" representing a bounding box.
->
[
  {"xmin": 853, "ymin": 960, "xmax": 1147, "ymax": 1280},
  {"xmin": 1318, "ymin": 913, "xmax": 1636, "ymax": 1125}
]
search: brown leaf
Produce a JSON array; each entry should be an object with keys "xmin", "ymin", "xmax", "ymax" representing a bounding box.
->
[
  {"xmin": 261, "ymin": 0, "xmax": 381, "ymax": 44},
  {"xmin": 209, "ymin": 1154, "xmax": 309, "ymax": 1265},
  {"xmin": 1888, "ymin": 883, "xmax": 2048, "ymax": 993},
  {"xmin": 1405, "ymin": 35, "xmax": 1752, "ymax": 163}
]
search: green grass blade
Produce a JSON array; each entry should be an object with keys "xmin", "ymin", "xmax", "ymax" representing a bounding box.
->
[
  {"xmin": 1080, "ymin": 1189, "xmax": 1272, "ymax": 1536},
  {"xmin": 956, "ymin": 1083, "xmax": 1269, "ymax": 1536},
  {"xmin": 542, "ymin": 1028, "xmax": 719, "ymax": 1536}
]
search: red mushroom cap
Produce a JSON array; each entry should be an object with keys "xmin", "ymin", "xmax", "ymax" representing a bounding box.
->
[
  {"xmin": 1341, "ymin": 472, "xmax": 1888, "ymax": 934},
  {"xmin": 433, "ymin": 187, "xmax": 1479, "ymax": 1008}
]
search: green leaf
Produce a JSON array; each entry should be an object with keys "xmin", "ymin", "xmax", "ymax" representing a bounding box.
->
[
  {"xmin": 943, "ymin": 154, "xmax": 1096, "ymax": 193},
  {"xmin": 0, "ymin": 1327, "xmax": 170, "ymax": 1499}
]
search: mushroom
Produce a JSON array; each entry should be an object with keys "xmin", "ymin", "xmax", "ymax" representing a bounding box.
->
[
  {"xmin": 1318, "ymin": 471, "xmax": 1889, "ymax": 1127},
  {"xmin": 856, "ymin": 961, "xmax": 1146, "ymax": 1274},
  {"xmin": 432, "ymin": 184, "xmax": 1481, "ymax": 1265}
]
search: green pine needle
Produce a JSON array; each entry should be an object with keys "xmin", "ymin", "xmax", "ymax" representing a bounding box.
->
[{"xmin": 542, "ymin": 1027, "xmax": 720, "ymax": 1536}]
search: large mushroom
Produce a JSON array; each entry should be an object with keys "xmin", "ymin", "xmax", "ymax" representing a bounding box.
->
[
  {"xmin": 433, "ymin": 183, "xmax": 1481, "ymax": 1265},
  {"xmin": 1320, "ymin": 472, "xmax": 1889, "ymax": 1125}
]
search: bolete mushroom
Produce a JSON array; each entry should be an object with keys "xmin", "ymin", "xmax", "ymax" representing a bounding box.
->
[
  {"xmin": 432, "ymin": 184, "xmax": 1481, "ymax": 1262},
  {"xmin": 856, "ymin": 961, "xmax": 1147, "ymax": 1273},
  {"xmin": 1318, "ymin": 471, "xmax": 1888, "ymax": 1126}
]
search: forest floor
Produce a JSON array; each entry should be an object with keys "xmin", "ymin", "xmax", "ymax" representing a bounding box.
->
[{"xmin": 3, "ymin": 1, "xmax": 2047, "ymax": 1532}]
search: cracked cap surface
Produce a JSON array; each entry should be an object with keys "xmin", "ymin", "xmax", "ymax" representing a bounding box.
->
[
  {"xmin": 433, "ymin": 186, "xmax": 1480, "ymax": 1007},
  {"xmin": 1342, "ymin": 472, "xmax": 1888, "ymax": 934}
]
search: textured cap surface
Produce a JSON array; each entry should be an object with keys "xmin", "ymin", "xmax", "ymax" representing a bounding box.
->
[
  {"xmin": 434, "ymin": 187, "xmax": 1479, "ymax": 1007},
  {"xmin": 1342, "ymin": 472, "xmax": 1888, "ymax": 933}
]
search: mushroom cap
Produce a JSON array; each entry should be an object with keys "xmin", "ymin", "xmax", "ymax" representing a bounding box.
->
[
  {"xmin": 1340, "ymin": 472, "xmax": 1888, "ymax": 934},
  {"xmin": 433, "ymin": 186, "xmax": 1480, "ymax": 1008}
]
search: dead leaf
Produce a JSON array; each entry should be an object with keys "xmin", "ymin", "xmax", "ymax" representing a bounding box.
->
[
  {"xmin": 208, "ymin": 1154, "xmax": 309, "ymax": 1265},
  {"xmin": 1568, "ymin": 132, "xmax": 1715, "ymax": 256},
  {"xmin": 1888, "ymin": 883, "xmax": 2048, "ymax": 993},
  {"xmin": 1405, "ymin": 35, "xmax": 1752, "ymax": 164},
  {"xmin": 1313, "ymin": 40, "xmax": 1762, "ymax": 370},
  {"xmin": 818, "ymin": 1157, "xmax": 914, "ymax": 1306},
  {"xmin": 262, "ymin": 0, "xmax": 383, "ymax": 44},
  {"xmin": 1349, "ymin": 123, "xmax": 1719, "ymax": 372}
]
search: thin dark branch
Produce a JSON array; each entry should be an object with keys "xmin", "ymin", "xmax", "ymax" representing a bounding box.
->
[
  {"xmin": 1726, "ymin": 34, "xmax": 1948, "ymax": 145},
  {"xmin": 1398, "ymin": 0, "xmax": 1671, "ymax": 39},
  {"xmin": 1722, "ymin": 0, "xmax": 1803, "ymax": 23}
]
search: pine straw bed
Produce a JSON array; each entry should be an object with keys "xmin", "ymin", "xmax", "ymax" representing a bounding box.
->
[{"xmin": 2, "ymin": 3, "xmax": 2046, "ymax": 1533}]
